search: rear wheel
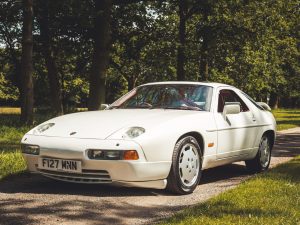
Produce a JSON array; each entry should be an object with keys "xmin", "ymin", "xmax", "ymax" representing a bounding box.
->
[
  {"xmin": 167, "ymin": 136, "xmax": 202, "ymax": 195},
  {"xmin": 245, "ymin": 135, "xmax": 272, "ymax": 173}
]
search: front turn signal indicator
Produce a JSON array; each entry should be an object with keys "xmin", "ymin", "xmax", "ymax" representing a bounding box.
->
[
  {"xmin": 123, "ymin": 150, "xmax": 139, "ymax": 160},
  {"xmin": 208, "ymin": 142, "xmax": 214, "ymax": 147}
]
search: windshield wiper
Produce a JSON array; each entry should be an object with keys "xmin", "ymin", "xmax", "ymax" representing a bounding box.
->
[
  {"xmin": 108, "ymin": 105, "xmax": 119, "ymax": 109},
  {"xmin": 120, "ymin": 103, "xmax": 154, "ymax": 109},
  {"xmin": 163, "ymin": 105, "xmax": 202, "ymax": 111},
  {"xmin": 132, "ymin": 102, "xmax": 153, "ymax": 108},
  {"xmin": 110, "ymin": 104, "xmax": 202, "ymax": 111}
]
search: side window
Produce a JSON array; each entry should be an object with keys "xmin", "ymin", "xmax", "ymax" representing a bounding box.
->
[{"xmin": 218, "ymin": 89, "xmax": 249, "ymax": 113}]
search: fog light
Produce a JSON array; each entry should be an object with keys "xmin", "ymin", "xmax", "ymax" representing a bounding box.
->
[
  {"xmin": 21, "ymin": 144, "xmax": 40, "ymax": 155},
  {"xmin": 123, "ymin": 150, "xmax": 139, "ymax": 160}
]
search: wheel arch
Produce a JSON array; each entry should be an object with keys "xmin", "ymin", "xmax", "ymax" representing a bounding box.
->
[
  {"xmin": 176, "ymin": 131, "xmax": 205, "ymax": 155},
  {"xmin": 263, "ymin": 130, "xmax": 275, "ymax": 149}
]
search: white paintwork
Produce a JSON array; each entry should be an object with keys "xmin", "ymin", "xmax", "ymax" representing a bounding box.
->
[{"xmin": 21, "ymin": 81, "xmax": 276, "ymax": 189}]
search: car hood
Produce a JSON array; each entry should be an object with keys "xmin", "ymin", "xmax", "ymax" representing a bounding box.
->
[{"xmin": 29, "ymin": 109, "xmax": 205, "ymax": 139}]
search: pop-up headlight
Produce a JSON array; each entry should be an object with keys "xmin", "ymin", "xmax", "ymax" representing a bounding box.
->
[
  {"xmin": 122, "ymin": 127, "xmax": 145, "ymax": 139},
  {"xmin": 33, "ymin": 123, "xmax": 55, "ymax": 134}
]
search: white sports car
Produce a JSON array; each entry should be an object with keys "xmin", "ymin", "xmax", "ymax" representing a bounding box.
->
[{"xmin": 21, "ymin": 82, "xmax": 276, "ymax": 194}]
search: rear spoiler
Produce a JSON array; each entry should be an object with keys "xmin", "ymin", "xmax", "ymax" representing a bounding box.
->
[{"xmin": 257, "ymin": 102, "xmax": 271, "ymax": 111}]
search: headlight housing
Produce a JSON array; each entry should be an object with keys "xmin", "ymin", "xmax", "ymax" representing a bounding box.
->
[
  {"xmin": 21, "ymin": 144, "xmax": 40, "ymax": 155},
  {"xmin": 33, "ymin": 123, "xmax": 55, "ymax": 134},
  {"xmin": 87, "ymin": 149, "xmax": 139, "ymax": 160},
  {"xmin": 122, "ymin": 127, "xmax": 145, "ymax": 139}
]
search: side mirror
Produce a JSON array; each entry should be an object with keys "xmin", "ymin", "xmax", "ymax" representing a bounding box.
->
[
  {"xmin": 257, "ymin": 102, "xmax": 271, "ymax": 111},
  {"xmin": 100, "ymin": 104, "xmax": 109, "ymax": 110},
  {"xmin": 223, "ymin": 102, "xmax": 241, "ymax": 119}
]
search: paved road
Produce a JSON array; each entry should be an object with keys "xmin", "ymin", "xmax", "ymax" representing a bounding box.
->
[{"xmin": 0, "ymin": 128, "xmax": 299, "ymax": 225}]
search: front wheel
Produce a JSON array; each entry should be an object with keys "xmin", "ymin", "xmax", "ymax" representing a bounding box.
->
[
  {"xmin": 245, "ymin": 135, "xmax": 272, "ymax": 173},
  {"xmin": 166, "ymin": 136, "xmax": 202, "ymax": 195}
]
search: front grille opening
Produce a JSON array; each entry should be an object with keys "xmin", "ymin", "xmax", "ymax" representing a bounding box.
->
[{"xmin": 37, "ymin": 168, "xmax": 112, "ymax": 183}]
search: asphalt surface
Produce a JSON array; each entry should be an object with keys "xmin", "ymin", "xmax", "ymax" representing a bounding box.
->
[{"xmin": 0, "ymin": 127, "xmax": 299, "ymax": 225}]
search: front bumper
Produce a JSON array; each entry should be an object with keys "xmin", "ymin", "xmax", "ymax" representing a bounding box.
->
[{"xmin": 21, "ymin": 134, "xmax": 171, "ymax": 189}]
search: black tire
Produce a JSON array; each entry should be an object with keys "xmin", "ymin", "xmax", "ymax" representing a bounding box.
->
[
  {"xmin": 245, "ymin": 134, "xmax": 272, "ymax": 173},
  {"xmin": 166, "ymin": 136, "xmax": 202, "ymax": 195}
]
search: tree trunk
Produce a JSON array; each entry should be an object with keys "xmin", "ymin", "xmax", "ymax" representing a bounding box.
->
[
  {"xmin": 39, "ymin": 0, "xmax": 63, "ymax": 116},
  {"xmin": 269, "ymin": 92, "xmax": 279, "ymax": 109},
  {"xmin": 176, "ymin": 0, "xmax": 187, "ymax": 81},
  {"xmin": 20, "ymin": 0, "xmax": 34, "ymax": 125},
  {"xmin": 199, "ymin": 35, "xmax": 209, "ymax": 81},
  {"xmin": 127, "ymin": 76, "xmax": 137, "ymax": 91},
  {"xmin": 198, "ymin": 4, "xmax": 209, "ymax": 81},
  {"xmin": 88, "ymin": 0, "xmax": 112, "ymax": 110},
  {"xmin": 13, "ymin": 60, "xmax": 23, "ymax": 105}
]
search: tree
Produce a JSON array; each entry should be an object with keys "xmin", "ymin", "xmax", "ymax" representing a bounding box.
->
[
  {"xmin": 20, "ymin": 0, "xmax": 34, "ymax": 124},
  {"xmin": 37, "ymin": 0, "xmax": 63, "ymax": 115},
  {"xmin": 88, "ymin": 0, "xmax": 112, "ymax": 110},
  {"xmin": 0, "ymin": 0, "xmax": 22, "ymax": 102},
  {"xmin": 110, "ymin": 2, "xmax": 156, "ymax": 91},
  {"xmin": 176, "ymin": 0, "xmax": 187, "ymax": 81},
  {"xmin": 88, "ymin": 0, "xmax": 150, "ymax": 109},
  {"xmin": 0, "ymin": 0, "xmax": 299, "ymax": 110},
  {"xmin": 197, "ymin": 1, "xmax": 210, "ymax": 81},
  {"xmin": 176, "ymin": 0, "xmax": 212, "ymax": 81}
]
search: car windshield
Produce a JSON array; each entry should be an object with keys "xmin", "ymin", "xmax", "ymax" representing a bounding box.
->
[{"xmin": 109, "ymin": 84, "xmax": 213, "ymax": 111}]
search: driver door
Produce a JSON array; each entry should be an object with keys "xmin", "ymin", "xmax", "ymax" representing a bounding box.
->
[{"xmin": 215, "ymin": 88, "xmax": 257, "ymax": 159}]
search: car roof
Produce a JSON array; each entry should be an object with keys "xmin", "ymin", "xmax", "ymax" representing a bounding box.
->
[{"xmin": 139, "ymin": 81, "xmax": 232, "ymax": 88}]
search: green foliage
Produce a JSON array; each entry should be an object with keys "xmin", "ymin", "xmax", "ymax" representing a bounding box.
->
[
  {"xmin": 187, "ymin": 0, "xmax": 300, "ymax": 100},
  {"xmin": 0, "ymin": 0, "xmax": 299, "ymax": 107},
  {"xmin": 110, "ymin": 2, "xmax": 178, "ymax": 93},
  {"xmin": 0, "ymin": 70, "xmax": 19, "ymax": 101},
  {"xmin": 160, "ymin": 156, "xmax": 300, "ymax": 225}
]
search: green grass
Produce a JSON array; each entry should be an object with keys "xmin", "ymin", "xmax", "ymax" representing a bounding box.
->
[
  {"xmin": 0, "ymin": 107, "xmax": 82, "ymax": 180},
  {"xmin": 0, "ymin": 107, "xmax": 51, "ymax": 180},
  {"xmin": 272, "ymin": 108, "xmax": 300, "ymax": 131},
  {"xmin": 0, "ymin": 151, "xmax": 26, "ymax": 180},
  {"xmin": 161, "ymin": 156, "xmax": 300, "ymax": 225}
]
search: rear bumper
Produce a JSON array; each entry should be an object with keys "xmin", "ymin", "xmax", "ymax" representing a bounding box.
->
[{"xmin": 21, "ymin": 135, "xmax": 171, "ymax": 189}]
